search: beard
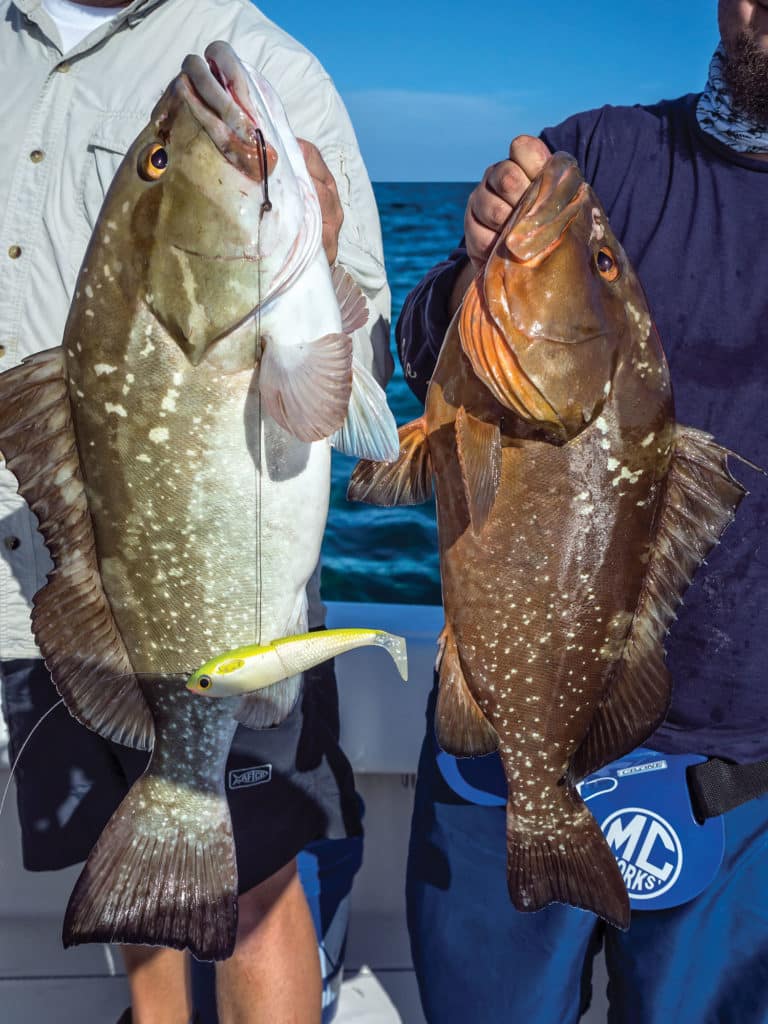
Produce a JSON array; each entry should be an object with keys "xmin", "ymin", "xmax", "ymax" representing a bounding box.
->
[{"xmin": 722, "ymin": 32, "xmax": 768, "ymax": 127}]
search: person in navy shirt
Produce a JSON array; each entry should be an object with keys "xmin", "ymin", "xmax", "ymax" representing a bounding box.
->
[{"xmin": 397, "ymin": 2, "xmax": 768, "ymax": 1021}]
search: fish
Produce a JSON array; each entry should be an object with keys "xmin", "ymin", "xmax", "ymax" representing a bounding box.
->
[
  {"xmin": 348, "ymin": 153, "xmax": 748, "ymax": 928},
  {"xmin": 186, "ymin": 627, "xmax": 408, "ymax": 696},
  {"xmin": 0, "ymin": 41, "xmax": 398, "ymax": 960}
]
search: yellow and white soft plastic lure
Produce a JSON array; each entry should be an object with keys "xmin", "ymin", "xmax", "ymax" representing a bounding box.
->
[{"xmin": 187, "ymin": 627, "xmax": 408, "ymax": 696}]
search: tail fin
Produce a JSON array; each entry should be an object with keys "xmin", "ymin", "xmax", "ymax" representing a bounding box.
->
[
  {"xmin": 63, "ymin": 773, "xmax": 238, "ymax": 961},
  {"xmin": 506, "ymin": 788, "xmax": 629, "ymax": 930}
]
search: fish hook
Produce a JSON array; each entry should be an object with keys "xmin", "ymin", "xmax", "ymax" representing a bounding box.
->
[{"xmin": 254, "ymin": 128, "xmax": 272, "ymax": 216}]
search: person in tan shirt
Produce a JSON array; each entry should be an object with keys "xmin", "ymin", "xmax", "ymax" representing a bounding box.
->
[{"xmin": 0, "ymin": 2, "xmax": 391, "ymax": 1022}]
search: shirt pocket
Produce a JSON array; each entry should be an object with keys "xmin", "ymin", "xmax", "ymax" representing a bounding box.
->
[{"xmin": 76, "ymin": 113, "xmax": 146, "ymax": 255}]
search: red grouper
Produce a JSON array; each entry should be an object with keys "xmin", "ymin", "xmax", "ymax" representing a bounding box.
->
[
  {"xmin": 349, "ymin": 153, "xmax": 749, "ymax": 928},
  {"xmin": 0, "ymin": 42, "xmax": 397, "ymax": 959}
]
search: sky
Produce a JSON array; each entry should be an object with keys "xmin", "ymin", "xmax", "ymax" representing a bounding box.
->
[{"xmin": 259, "ymin": 0, "xmax": 720, "ymax": 180}]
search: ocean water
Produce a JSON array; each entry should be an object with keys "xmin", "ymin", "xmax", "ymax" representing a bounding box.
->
[{"xmin": 321, "ymin": 182, "xmax": 474, "ymax": 604}]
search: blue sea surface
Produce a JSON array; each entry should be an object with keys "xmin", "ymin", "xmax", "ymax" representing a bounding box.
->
[{"xmin": 321, "ymin": 182, "xmax": 473, "ymax": 604}]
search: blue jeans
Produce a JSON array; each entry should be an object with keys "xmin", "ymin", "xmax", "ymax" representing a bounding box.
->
[{"xmin": 406, "ymin": 691, "xmax": 768, "ymax": 1024}]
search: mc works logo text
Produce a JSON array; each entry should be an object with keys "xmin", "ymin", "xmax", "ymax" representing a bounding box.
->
[
  {"xmin": 601, "ymin": 807, "xmax": 683, "ymax": 899},
  {"xmin": 228, "ymin": 764, "xmax": 273, "ymax": 790}
]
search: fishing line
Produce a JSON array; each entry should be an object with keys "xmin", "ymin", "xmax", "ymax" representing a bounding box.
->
[
  {"xmin": 254, "ymin": 128, "xmax": 271, "ymax": 646},
  {"xmin": 0, "ymin": 697, "xmax": 65, "ymax": 821},
  {"xmin": 0, "ymin": 666, "xmax": 201, "ymax": 823}
]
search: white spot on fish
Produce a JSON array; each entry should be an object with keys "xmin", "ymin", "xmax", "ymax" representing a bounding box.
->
[
  {"xmin": 611, "ymin": 465, "xmax": 643, "ymax": 487},
  {"xmin": 589, "ymin": 208, "xmax": 605, "ymax": 242},
  {"xmin": 140, "ymin": 339, "xmax": 156, "ymax": 357},
  {"xmin": 137, "ymin": 453, "xmax": 151, "ymax": 463},
  {"xmin": 641, "ymin": 432, "xmax": 655, "ymax": 447},
  {"xmin": 161, "ymin": 388, "xmax": 179, "ymax": 413},
  {"xmin": 149, "ymin": 427, "xmax": 169, "ymax": 444},
  {"xmin": 595, "ymin": 415, "xmax": 609, "ymax": 434},
  {"xmin": 84, "ymin": 285, "xmax": 94, "ymax": 299},
  {"xmin": 94, "ymin": 363, "xmax": 117, "ymax": 376},
  {"xmin": 606, "ymin": 456, "xmax": 620, "ymax": 471},
  {"xmin": 104, "ymin": 402, "xmax": 127, "ymax": 417}
]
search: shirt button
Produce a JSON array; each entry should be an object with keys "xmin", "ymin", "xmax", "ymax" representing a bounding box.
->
[
  {"xmin": 0, "ymin": 344, "xmax": 6, "ymax": 358},
  {"xmin": 3, "ymin": 536, "xmax": 21, "ymax": 552},
  {"xmin": 57, "ymin": 61, "xmax": 71, "ymax": 73},
  {"xmin": 30, "ymin": 149, "xmax": 45, "ymax": 163},
  {"xmin": 8, "ymin": 245, "xmax": 22, "ymax": 259}
]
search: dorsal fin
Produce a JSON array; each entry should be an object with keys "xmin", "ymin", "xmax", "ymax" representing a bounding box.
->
[
  {"xmin": 0, "ymin": 349, "xmax": 153, "ymax": 750},
  {"xmin": 571, "ymin": 425, "xmax": 747, "ymax": 779}
]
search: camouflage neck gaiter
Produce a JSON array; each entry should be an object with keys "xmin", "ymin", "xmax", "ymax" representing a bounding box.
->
[{"xmin": 697, "ymin": 43, "xmax": 768, "ymax": 154}]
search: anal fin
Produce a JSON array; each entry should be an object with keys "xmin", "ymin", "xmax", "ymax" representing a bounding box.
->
[
  {"xmin": 347, "ymin": 417, "xmax": 433, "ymax": 506},
  {"xmin": 236, "ymin": 673, "xmax": 302, "ymax": 731},
  {"xmin": 435, "ymin": 626, "xmax": 498, "ymax": 756},
  {"xmin": 571, "ymin": 424, "xmax": 747, "ymax": 779}
]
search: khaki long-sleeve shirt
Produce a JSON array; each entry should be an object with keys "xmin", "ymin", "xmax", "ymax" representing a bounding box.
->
[{"xmin": 0, "ymin": 0, "xmax": 391, "ymax": 657}]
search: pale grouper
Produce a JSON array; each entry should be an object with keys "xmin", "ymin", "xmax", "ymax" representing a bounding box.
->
[
  {"xmin": 186, "ymin": 628, "xmax": 408, "ymax": 696},
  {"xmin": 0, "ymin": 42, "xmax": 397, "ymax": 959},
  {"xmin": 349, "ymin": 153, "xmax": 747, "ymax": 929}
]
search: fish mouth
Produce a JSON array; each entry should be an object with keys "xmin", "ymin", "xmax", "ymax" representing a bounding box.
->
[
  {"xmin": 460, "ymin": 154, "xmax": 612, "ymax": 434},
  {"xmin": 174, "ymin": 43, "xmax": 278, "ymax": 184},
  {"xmin": 503, "ymin": 153, "xmax": 587, "ymax": 266}
]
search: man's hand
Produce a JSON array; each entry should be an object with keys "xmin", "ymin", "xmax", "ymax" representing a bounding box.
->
[
  {"xmin": 464, "ymin": 135, "xmax": 552, "ymax": 270},
  {"xmin": 298, "ymin": 138, "xmax": 343, "ymax": 265}
]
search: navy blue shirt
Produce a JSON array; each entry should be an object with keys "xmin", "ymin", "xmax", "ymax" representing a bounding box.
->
[{"xmin": 397, "ymin": 95, "xmax": 768, "ymax": 765}]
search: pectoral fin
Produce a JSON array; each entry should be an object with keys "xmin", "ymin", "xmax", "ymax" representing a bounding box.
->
[
  {"xmin": 347, "ymin": 417, "xmax": 433, "ymax": 506},
  {"xmin": 330, "ymin": 357, "xmax": 400, "ymax": 461},
  {"xmin": 0, "ymin": 349, "xmax": 153, "ymax": 750},
  {"xmin": 571, "ymin": 425, "xmax": 748, "ymax": 779},
  {"xmin": 259, "ymin": 332, "xmax": 353, "ymax": 441},
  {"xmin": 455, "ymin": 406, "xmax": 501, "ymax": 533}
]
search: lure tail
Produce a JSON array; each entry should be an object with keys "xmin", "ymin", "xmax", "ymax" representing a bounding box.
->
[
  {"xmin": 506, "ymin": 780, "xmax": 630, "ymax": 930},
  {"xmin": 63, "ymin": 681, "xmax": 241, "ymax": 960}
]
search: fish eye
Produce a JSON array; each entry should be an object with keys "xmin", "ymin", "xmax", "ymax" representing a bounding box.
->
[
  {"xmin": 596, "ymin": 247, "xmax": 620, "ymax": 282},
  {"xmin": 138, "ymin": 143, "xmax": 169, "ymax": 181},
  {"xmin": 198, "ymin": 675, "xmax": 212, "ymax": 690}
]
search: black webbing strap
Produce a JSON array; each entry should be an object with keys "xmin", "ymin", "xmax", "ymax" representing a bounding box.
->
[{"xmin": 686, "ymin": 757, "xmax": 768, "ymax": 821}]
